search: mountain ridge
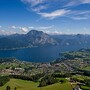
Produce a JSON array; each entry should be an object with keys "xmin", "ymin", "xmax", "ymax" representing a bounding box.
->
[
  {"xmin": 0, "ymin": 30, "xmax": 90, "ymax": 50},
  {"xmin": 0, "ymin": 30, "xmax": 58, "ymax": 49}
]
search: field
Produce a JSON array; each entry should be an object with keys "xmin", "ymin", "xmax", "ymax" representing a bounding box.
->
[
  {"xmin": 82, "ymin": 66, "xmax": 90, "ymax": 71},
  {"xmin": 72, "ymin": 75, "xmax": 90, "ymax": 80},
  {"xmin": 72, "ymin": 75, "xmax": 90, "ymax": 90},
  {"xmin": 81, "ymin": 85, "xmax": 90, "ymax": 90},
  {"xmin": 0, "ymin": 79, "xmax": 72, "ymax": 90}
]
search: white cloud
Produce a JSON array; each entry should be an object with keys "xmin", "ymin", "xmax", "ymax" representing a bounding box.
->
[
  {"xmin": 0, "ymin": 30, "xmax": 16, "ymax": 35},
  {"xmin": 28, "ymin": 26, "xmax": 34, "ymax": 29},
  {"xmin": 11, "ymin": 26, "xmax": 17, "ymax": 29},
  {"xmin": 44, "ymin": 30, "xmax": 63, "ymax": 35},
  {"xmin": 65, "ymin": 0, "xmax": 90, "ymax": 7},
  {"xmin": 32, "ymin": 5, "xmax": 47, "ymax": 12},
  {"xmin": 21, "ymin": 0, "xmax": 45, "ymax": 6},
  {"xmin": 21, "ymin": 0, "xmax": 70, "ymax": 20},
  {"xmin": 64, "ymin": 1, "xmax": 78, "ymax": 7},
  {"xmin": 68, "ymin": 10, "xmax": 90, "ymax": 20},
  {"xmin": 21, "ymin": 0, "xmax": 90, "ymax": 20},
  {"xmin": 10, "ymin": 26, "xmax": 31, "ymax": 33},
  {"xmin": 0, "ymin": 26, "xmax": 31, "ymax": 35},
  {"xmin": 19, "ymin": 27, "xmax": 29, "ymax": 32},
  {"xmin": 71, "ymin": 16, "xmax": 88, "ymax": 20},
  {"xmin": 0, "ymin": 30, "xmax": 5, "ymax": 34},
  {"xmin": 38, "ymin": 9, "xmax": 70, "ymax": 19},
  {"xmin": 0, "ymin": 26, "xmax": 2, "ymax": 28},
  {"xmin": 80, "ymin": 0, "xmax": 90, "ymax": 4},
  {"xmin": 27, "ymin": 25, "xmax": 54, "ymax": 30},
  {"xmin": 38, "ymin": 25, "xmax": 54, "ymax": 30}
]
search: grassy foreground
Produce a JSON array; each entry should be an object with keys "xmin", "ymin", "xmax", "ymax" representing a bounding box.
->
[{"xmin": 0, "ymin": 79, "xmax": 72, "ymax": 90}]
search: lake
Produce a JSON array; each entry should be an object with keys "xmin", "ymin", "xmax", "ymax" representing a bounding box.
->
[{"xmin": 0, "ymin": 45, "xmax": 89, "ymax": 62}]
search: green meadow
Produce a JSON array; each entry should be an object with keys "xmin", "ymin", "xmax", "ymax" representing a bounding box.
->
[
  {"xmin": 82, "ymin": 66, "xmax": 90, "ymax": 71},
  {"xmin": 0, "ymin": 79, "xmax": 72, "ymax": 90}
]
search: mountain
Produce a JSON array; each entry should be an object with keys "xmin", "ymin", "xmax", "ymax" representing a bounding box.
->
[
  {"xmin": 0, "ymin": 30, "xmax": 90, "ymax": 50},
  {"xmin": 52, "ymin": 34, "xmax": 90, "ymax": 47},
  {"xmin": 0, "ymin": 30, "xmax": 58, "ymax": 49},
  {"xmin": 25, "ymin": 30, "xmax": 58, "ymax": 46}
]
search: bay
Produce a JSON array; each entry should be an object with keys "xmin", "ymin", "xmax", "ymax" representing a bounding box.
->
[{"xmin": 0, "ymin": 45, "xmax": 89, "ymax": 62}]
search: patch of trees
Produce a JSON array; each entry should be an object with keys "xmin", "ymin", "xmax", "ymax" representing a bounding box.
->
[
  {"xmin": 10, "ymin": 73, "xmax": 44, "ymax": 82},
  {"xmin": 52, "ymin": 73, "xmax": 71, "ymax": 78},
  {"xmin": 71, "ymin": 77, "xmax": 90, "ymax": 87},
  {"xmin": 39, "ymin": 75, "xmax": 58, "ymax": 87},
  {"xmin": 84, "ymin": 79, "xmax": 90, "ymax": 86},
  {"xmin": 83, "ymin": 70, "xmax": 90, "ymax": 76},
  {"xmin": 0, "ymin": 58, "xmax": 16, "ymax": 63},
  {"xmin": 6, "ymin": 86, "xmax": 11, "ymax": 90},
  {"xmin": 59, "ymin": 79, "xmax": 66, "ymax": 83},
  {"xmin": 6, "ymin": 86, "xmax": 17, "ymax": 90},
  {"xmin": 0, "ymin": 76, "xmax": 10, "ymax": 86},
  {"xmin": 71, "ymin": 77, "xmax": 84, "ymax": 83},
  {"xmin": 53, "ymin": 73, "xmax": 66, "ymax": 78},
  {"xmin": 79, "ymin": 70, "xmax": 90, "ymax": 76},
  {"xmin": 62, "ymin": 53, "xmax": 85, "ymax": 60}
]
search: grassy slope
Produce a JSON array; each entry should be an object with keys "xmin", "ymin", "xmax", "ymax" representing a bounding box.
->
[
  {"xmin": 0, "ymin": 79, "xmax": 72, "ymax": 90},
  {"xmin": 81, "ymin": 86, "xmax": 90, "ymax": 90},
  {"xmin": 72, "ymin": 75, "xmax": 90, "ymax": 80},
  {"xmin": 82, "ymin": 66, "xmax": 90, "ymax": 71}
]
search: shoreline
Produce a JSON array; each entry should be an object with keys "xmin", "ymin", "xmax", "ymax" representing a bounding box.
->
[
  {"xmin": 0, "ymin": 46, "xmax": 38, "ymax": 51},
  {"xmin": 0, "ymin": 45, "xmax": 56, "ymax": 51}
]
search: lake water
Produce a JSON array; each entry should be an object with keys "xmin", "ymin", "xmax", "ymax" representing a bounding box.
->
[{"xmin": 0, "ymin": 45, "xmax": 89, "ymax": 62}]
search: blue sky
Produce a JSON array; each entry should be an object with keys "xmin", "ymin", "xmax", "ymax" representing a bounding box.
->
[{"xmin": 0, "ymin": 0, "xmax": 90, "ymax": 35}]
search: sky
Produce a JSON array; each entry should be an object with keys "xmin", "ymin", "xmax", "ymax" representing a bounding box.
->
[{"xmin": 0, "ymin": 0, "xmax": 90, "ymax": 35}]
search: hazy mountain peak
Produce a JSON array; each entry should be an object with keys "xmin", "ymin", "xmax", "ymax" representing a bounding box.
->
[{"xmin": 27, "ymin": 30, "xmax": 44, "ymax": 35}]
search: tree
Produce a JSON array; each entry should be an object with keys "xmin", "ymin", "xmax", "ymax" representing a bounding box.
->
[
  {"xmin": 6, "ymin": 86, "xmax": 11, "ymax": 90},
  {"xmin": 84, "ymin": 79, "xmax": 90, "ymax": 86},
  {"xmin": 39, "ymin": 80, "xmax": 46, "ymax": 87},
  {"xmin": 14, "ymin": 87, "xmax": 17, "ymax": 90},
  {"xmin": 60, "ymin": 79, "xmax": 66, "ymax": 83},
  {"xmin": 39, "ymin": 75, "xmax": 58, "ymax": 87}
]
